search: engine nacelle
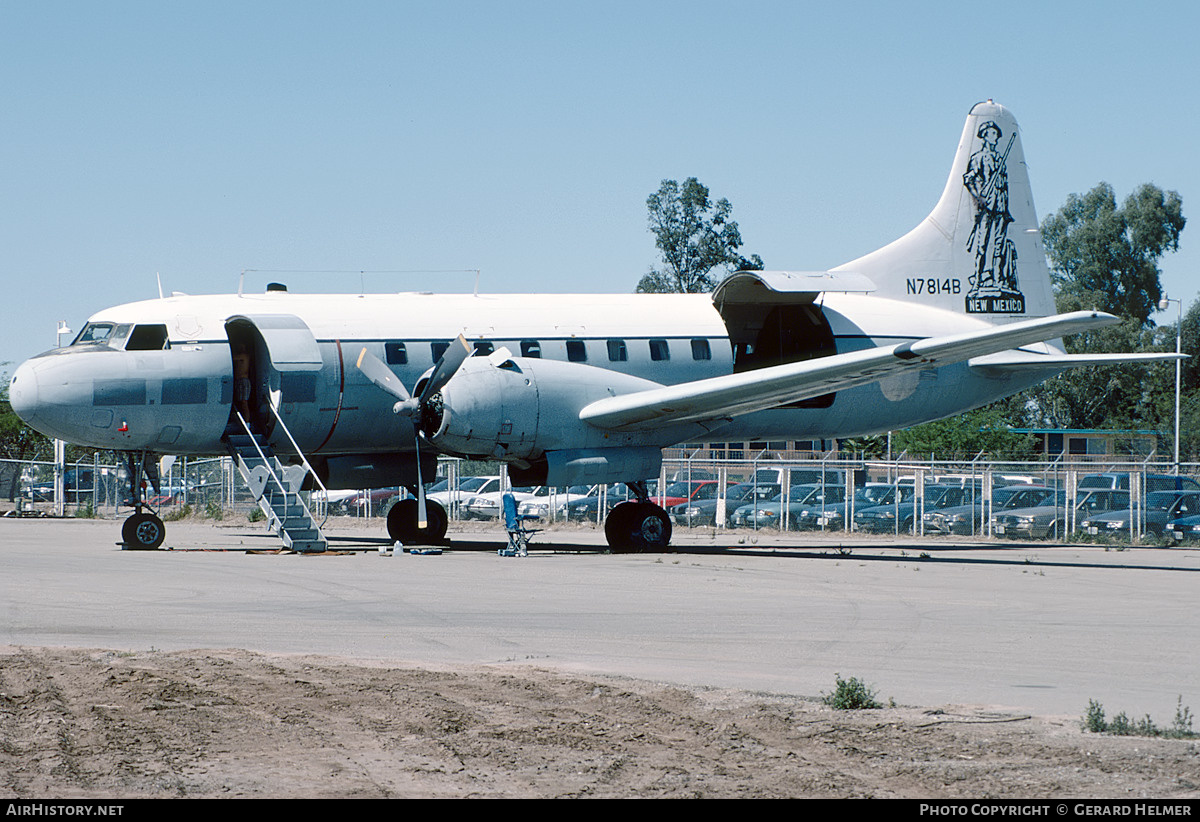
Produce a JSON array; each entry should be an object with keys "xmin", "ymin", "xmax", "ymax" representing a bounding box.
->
[{"xmin": 423, "ymin": 354, "xmax": 664, "ymax": 461}]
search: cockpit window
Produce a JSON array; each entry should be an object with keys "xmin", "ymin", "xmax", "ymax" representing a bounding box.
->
[
  {"xmin": 126, "ymin": 324, "xmax": 170, "ymax": 351},
  {"xmin": 72, "ymin": 323, "xmax": 116, "ymax": 346}
]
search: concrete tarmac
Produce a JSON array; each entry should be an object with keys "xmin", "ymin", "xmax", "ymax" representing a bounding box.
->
[{"xmin": 3, "ymin": 516, "xmax": 1199, "ymax": 718}]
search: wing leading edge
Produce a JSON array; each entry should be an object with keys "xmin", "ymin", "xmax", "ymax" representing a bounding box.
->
[{"xmin": 578, "ymin": 311, "xmax": 1121, "ymax": 432}]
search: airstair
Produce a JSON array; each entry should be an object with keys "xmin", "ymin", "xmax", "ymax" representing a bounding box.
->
[{"xmin": 226, "ymin": 412, "xmax": 328, "ymax": 553}]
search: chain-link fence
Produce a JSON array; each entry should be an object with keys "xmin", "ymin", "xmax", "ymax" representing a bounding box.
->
[{"xmin": 5, "ymin": 453, "xmax": 1198, "ymax": 544}]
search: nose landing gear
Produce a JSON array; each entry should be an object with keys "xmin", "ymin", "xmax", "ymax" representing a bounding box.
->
[{"xmin": 120, "ymin": 450, "xmax": 166, "ymax": 550}]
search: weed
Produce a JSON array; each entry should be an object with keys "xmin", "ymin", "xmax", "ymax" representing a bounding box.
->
[
  {"xmin": 822, "ymin": 673, "xmax": 881, "ymax": 710},
  {"xmin": 73, "ymin": 503, "xmax": 95, "ymax": 519},
  {"xmin": 248, "ymin": 507, "xmax": 265, "ymax": 523},
  {"xmin": 1083, "ymin": 697, "xmax": 1198, "ymax": 739},
  {"xmin": 204, "ymin": 501, "xmax": 224, "ymax": 521},
  {"xmin": 163, "ymin": 504, "xmax": 192, "ymax": 522}
]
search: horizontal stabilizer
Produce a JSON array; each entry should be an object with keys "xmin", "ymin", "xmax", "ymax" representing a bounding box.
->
[
  {"xmin": 579, "ymin": 311, "xmax": 1120, "ymax": 432},
  {"xmin": 970, "ymin": 351, "xmax": 1187, "ymax": 372}
]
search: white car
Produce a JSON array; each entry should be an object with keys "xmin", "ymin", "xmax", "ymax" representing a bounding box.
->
[
  {"xmin": 427, "ymin": 476, "xmax": 499, "ymax": 519},
  {"xmin": 462, "ymin": 485, "xmax": 544, "ymax": 521}
]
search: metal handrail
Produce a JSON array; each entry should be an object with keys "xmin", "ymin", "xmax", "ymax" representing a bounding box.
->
[
  {"xmin": 234, "ymin": 411, "xmax": 324, "ymax": 533},
  {"xmin": 264, "ymin": 403, "xmax": 330, "ymax": 529}
]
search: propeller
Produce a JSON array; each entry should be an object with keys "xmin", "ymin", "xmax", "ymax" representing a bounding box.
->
[{"xmin": 356, "ymin": 335, "xmax": 472, "ymax": 529}]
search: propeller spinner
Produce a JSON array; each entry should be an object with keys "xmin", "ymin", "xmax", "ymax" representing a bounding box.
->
[{"xmin": 356, "ymin": 336, "xmax": 472, "ymax": 529}]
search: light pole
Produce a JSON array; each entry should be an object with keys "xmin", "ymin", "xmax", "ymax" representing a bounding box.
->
[
  {"xmin": 52, "ymin": 321, "xmax": 72, "ymax": 516},
  {"xmin": 1158, "ymin": 296, "xmax": 1182, "ymax": 474}
]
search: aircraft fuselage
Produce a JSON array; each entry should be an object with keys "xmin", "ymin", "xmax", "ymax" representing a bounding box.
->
[{"xmin": 10, "ymin": 289, "xmax": 1056, "ymax": 463}]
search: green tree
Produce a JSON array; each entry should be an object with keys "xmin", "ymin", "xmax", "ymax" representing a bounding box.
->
[
  {"xmin": 892, "ymin": 406, "xmax": 1036, "ymax": 460},
  {"xmin": 637, "ymin": 177, "xmax": 763, "ymax": 293},
  {"xmin": 1015, "ymin": 182, "xmax": 1186, "ymax": 436},
  {"xmin": 1042, "ymin": 182, "xmax": 1184, "ymax": 326}
]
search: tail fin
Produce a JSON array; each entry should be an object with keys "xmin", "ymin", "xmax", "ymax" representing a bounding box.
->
[{"xmin": 833, "ymin": 100, "xmax": 1056, "ymax": 321}]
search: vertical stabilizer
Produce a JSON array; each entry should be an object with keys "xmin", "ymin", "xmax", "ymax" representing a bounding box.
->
[{"xmin": 833, "ymin": 101, "xmax": 1056, "ymax": 321}]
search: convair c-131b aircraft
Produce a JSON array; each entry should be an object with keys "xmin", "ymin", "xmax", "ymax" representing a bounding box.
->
[{"xmin": 9, "ymin": 101, "xmax": 1176, "ymax": 552}]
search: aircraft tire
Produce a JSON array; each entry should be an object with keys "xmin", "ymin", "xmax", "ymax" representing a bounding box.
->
[
  {"xmin": 605, "ymin": 502, "xmax": 672, "ymax": 553},
  {"xmin": 387, "ymin": 498, "xmax": 448, "ymax": 545},
  {"xmin": 122, "ymin": 512, "xmax": 165, "ymax": 550}
]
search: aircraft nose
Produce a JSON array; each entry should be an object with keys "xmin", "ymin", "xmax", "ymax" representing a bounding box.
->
[{"xmin": 8, "ymin": 359, "xmax": 40, "ymax": 427}]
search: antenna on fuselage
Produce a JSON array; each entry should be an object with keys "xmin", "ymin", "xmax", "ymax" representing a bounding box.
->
[
  {"xmin": 156, "ymin": 272, "xmax": 164, "ymax": 299},
  {"xmin": 238, "ymin": 270, "xmax": 246, "ymax": 297}
]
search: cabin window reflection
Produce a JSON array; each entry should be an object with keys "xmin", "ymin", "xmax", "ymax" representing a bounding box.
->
[
  {"xmin": 520, "ymin": 340, "xmax": 541, "ymax": 358},
  {"xmin": 607, "ymin": 339, "xmax": 627, "ymax": 362},
  {"xmin": 385, "ymin": 342, "xmax": 408, "ymax": 365},
  {"xmin": 431, "ymin": 341, "xmax": 450, "ymax": 362},
  {"xmin": 691, "ymin": 339, "xmax": 711, "ymax": 360},
  {"xmin": 649, "ymin": 339, "xmax": 670, "ymax": 361},
  {"xmin": 566, "ymin": 340, "xmax": 587, "ymax": 362},
  {"xmin": 473, "ymin": 341, "xmax": 494, "ymax": 356},
  {"xmin": 126, "ymin": 324, "xmax": 170, "ymax": 351}
]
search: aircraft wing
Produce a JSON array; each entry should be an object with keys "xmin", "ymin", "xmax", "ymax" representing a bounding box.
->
[
  {"xmin": 969, "ymin": 350, "xmax": 1187, "ymax": 371},
  {"xmin": 578, "ymin": 311, "xmax": 1120, "ymax": 432}
]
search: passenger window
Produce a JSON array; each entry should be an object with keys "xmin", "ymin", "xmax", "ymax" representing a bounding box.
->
[
  {"xmin": 520, "ymin": 340, "xmax": 541, "ymax": 358},
  {"xmin": 691, "ymin": 339, "xmax": 711, "ymax": 360},
  {"xmin": 607, "ymin": 339, "xmax": 627, "ymax": 362},
  {"xmin": 126, "ymin": 324, "xmax": 169, "ymax": 351},
  {"xmin": 566, "ymin": 340, "xmax": 587, "ymax": 362},
  {"xmin": 649, "ymin": 339, "xmax": 670, "ymax": 361},
  {"xmin": 473, "ymin": 341, "xmax": 494, "ymax": 356},
  {"xmin": 385, "ymin": 342, "xmax": 408, "ymax": 365},
  {"xmin": 431, "ymin": 341, "xmax": 450, "ymax": 362}
]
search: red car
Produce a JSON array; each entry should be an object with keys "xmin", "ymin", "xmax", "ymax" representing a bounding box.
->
[{"xmin": 651, "ymin": 480, "xmax": 731, "ymax": 509}]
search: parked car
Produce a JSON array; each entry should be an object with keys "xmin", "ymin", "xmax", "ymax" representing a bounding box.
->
[
  {"xmin": 792, "ymin": 483, "xmax": 896, "ymax": 531},
  {"xmin": 651, "ymin": 479, "xmax": 731, "ymax": 509},
  {"xmin": 1167, "ymin": 513, "xmax": 1200, "ymax": 543},
  {"xmin": 1081, "ymin": 490, "xmax": 1200, "ymax": 538},
  {"xmin": 853, "ymin": 484, "xmax": 970, "ymax": 534},
  {"xmin": 518, "ymin": 485, "xmax": 595, "ymax": 520},
  {"xmin": 1079, "ymin": 473, "xmax": 1200, "ymax": 492},
  {"xmin": 729, "ymin": 484, "xmax": 844, "ymax": 530},
  {"xmin": 922, "ymin": 485, "xmax": 1056, "ymax": 536},
  {"xmin": 668, "ymin": 482, "xmax": 781, "ymax": 527},
  {"xmin": 561, "ymin": 483, "xmax": 657, "ymax": 523},
  {"xmin": 427, "ymin": 476, "xmax": 500, "ymax": 518},
  {"xmin": 991, "ymin": 488, "xmax": 1129, "ymax": 540},
  {"xmin": 463, "ymin": 486, "xmax": 544, "ymax": 520}
]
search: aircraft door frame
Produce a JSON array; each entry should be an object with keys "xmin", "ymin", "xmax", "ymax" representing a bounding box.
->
[{"xmin": 224, "ymin": 315, "xmax": 324, "ymax": 438}]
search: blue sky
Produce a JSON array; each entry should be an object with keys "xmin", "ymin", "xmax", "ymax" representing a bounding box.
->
[{"xmin": 3, "ymin": 0, "xmax": 1197, "ymax": 367}]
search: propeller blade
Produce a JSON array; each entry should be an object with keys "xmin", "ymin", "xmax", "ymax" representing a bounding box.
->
[
  {"xmin": 420, "ymin": 335, "xmax": 472, "ymax": 404},
  {"xmin": 414, "ymin": 437, "xmax": 427, "ymax": 530},
  {"xmin": 356, "ymin": 347, "xmax": 412, "ymax": 404}
]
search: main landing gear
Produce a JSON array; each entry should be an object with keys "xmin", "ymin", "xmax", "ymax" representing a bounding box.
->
[
  {"xmin": 387, "ymin": 498, "xmax": 449, "ymax": 545},
  {"xmin": 604, "ymin": 481, "xmax": 672, "ymax": 553}
]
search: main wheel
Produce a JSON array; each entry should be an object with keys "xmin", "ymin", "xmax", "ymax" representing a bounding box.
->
[
  {"xmin": 605, "ymin": 501, "xmax": 672, "ymax": 553},
  {"xmin": 122, "ymin": 512, "xmax": 165, "ymax": 550},
  {"xmin": 387, "ymin": 499, "xmax": 448, "ymax": 545}
]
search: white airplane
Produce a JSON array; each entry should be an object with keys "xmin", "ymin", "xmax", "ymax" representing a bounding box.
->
[{"xmin": 9, "ymin": 101, "xmax": 1175, "ymax": 552}]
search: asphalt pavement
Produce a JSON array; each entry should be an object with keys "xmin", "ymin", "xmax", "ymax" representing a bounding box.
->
[{"xmin": 3, "ymin": 516, "xmax": 1198, "ymax": 718}]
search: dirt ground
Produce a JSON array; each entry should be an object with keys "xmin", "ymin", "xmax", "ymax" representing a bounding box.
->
[{"xmin": 2, "ymin": 647, "xmax": 1199, "ymax": 798}]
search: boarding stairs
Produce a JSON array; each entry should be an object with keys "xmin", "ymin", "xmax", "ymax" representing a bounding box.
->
[{"xmin": 226, "ymin": 413, "xmax": 328, "ymax": 553}]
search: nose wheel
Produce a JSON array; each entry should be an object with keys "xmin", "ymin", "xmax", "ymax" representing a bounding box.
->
[{"xmin": 122, "ymin": 511, "xmax": 165, "ymax": 550}]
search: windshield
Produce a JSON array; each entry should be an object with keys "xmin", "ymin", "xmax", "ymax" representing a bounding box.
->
[{"xmin": 72, "ymin": 323, "xmax": 115, "ymax": 345}]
